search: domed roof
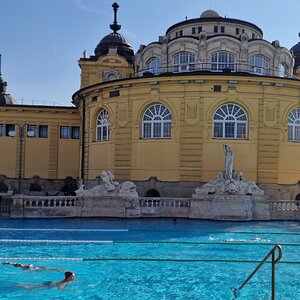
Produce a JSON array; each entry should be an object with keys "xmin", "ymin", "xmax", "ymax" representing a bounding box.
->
[
  {"xmin": 94, "ymin": 32, "xmax": 134, "ymax": 63},
  {"xmin": 200, "ymin": 10, "xmax": 220, "ymax": 18},
  {"xmin": 94, "ymin": 2, "xmax": 134, "ymax": 63},
  {"xmin": 0, "ymin": 76, "xmax": 16, "ymax": 105},
  {"xmin": 291, "ymin": 41, "xmax": 300, "ymax": 70}
]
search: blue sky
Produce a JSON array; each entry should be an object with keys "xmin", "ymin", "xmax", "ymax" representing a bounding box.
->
[{"xmin": 1, "ymin": 0, "xmax": 299, "ymax": 106}]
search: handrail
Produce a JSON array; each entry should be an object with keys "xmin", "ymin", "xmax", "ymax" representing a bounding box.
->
[{"xmin": 232, "ymin": 244, "xmax": 282, "ymax": 300}]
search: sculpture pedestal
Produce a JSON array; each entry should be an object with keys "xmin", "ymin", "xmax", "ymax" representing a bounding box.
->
[{"xmin": 191, "ymin": 194, "xmax": 270, "ymax": 221}]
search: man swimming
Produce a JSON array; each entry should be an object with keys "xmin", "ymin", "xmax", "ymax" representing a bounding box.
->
[
  {"xmin": 18, "ymin": 271, "xmax": 75, "ymax": 290},
  {"xmin": 42, "ymin": 271, "xmax": 75, "ymax": 289},
  {"xmin": 2, "ymin": 261, "xmax": 64, "ymax": 272}
]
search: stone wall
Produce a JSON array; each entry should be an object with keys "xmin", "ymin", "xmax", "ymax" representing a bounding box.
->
[{"xmin": 8, "ymin": 195, "xmax": 300, "ymax": 221}]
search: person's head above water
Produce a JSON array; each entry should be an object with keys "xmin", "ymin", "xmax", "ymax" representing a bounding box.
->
[{"xmin": 64, "ymin": 271, "xmax": 75, "ymax": 281}]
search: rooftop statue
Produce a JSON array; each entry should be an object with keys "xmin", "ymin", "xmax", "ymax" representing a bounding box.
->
[
  {"xmin": 195, "ymin": 144, "xmax": 264, "ymax": 195},
  {"xmin": 76, "ymin": 170, "xmax": 138, "ymax": 197}
]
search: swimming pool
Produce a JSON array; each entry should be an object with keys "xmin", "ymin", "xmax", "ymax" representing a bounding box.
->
[{"xmin": 0, "ymin": 218, "xmax": 299, "ymax": 299}]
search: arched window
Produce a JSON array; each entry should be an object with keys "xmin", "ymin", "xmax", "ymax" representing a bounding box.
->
[
  {"xmin": 279, "ymin": 63, "xmax": 287, "ymax": 77},
  {"xmin": 250, "ymin": 55, "xmax": 270, "ymax": 75},
  {"xmin": 142, "ymin": 104, "xmax": 172, "ymax": 138},
  {"xmin": 96, "ymin": 109, "xmax": 110, "ymax": 141},
  {"xmin": 288, "ymin": 108, "xmax": 300, "ymax": 142},
  {"xmin": 211, "ymin": 52, "xmax": 235, "ymax": 71},
  {"xmin": 147, "ymin": 58, "xmax": 160, "ymax": 75},
  {"xmin": 172, "ymin": 52, "xmax": 195, "ymax": 73},
  {"xmin": 213, "ymin": 103, "xmax": 248, "ymax": 139}
]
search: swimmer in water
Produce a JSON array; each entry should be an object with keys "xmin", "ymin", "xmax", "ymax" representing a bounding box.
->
[
  {"xmin": 2, "ymin": 261, "xmax": 64, "ymax": 272},
  {"xmin": 18, "ymin": 271, "xmax": 75, "ymax": 290}
]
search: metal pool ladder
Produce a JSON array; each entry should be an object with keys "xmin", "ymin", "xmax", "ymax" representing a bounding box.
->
[{"xmin": 232, "ymin": 244, "xmax": 282, "ymax": 300}]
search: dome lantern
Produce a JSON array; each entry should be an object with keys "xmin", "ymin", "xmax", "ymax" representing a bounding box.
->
[{"xmin": 94, "ymin": 2, "xmax": 134, "ymax": 63}]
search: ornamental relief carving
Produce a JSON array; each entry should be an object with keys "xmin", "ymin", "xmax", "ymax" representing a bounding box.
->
[
  {"xmin": 117, "ymin": 104, "xmax": 128, "ymax": 127},
  {"xmin": 264, "ymin": 102, "xmax": 277, "ymax": 127},
  {"xmin": 185, "ymin": 101, "xmax": 198, "ymax": 125}
]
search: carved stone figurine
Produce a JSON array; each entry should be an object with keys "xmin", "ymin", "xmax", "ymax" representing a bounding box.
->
[
  {"xmin": 194, "ymin": 145, "xmax": 264, "ymax": 195},
  {"xmin": 224, "ymin": 144, "xmax": 234, "ymax": 180},
  {"xmin": 76, "ymin": 170, "xmax": 138, "ymax": 197}
]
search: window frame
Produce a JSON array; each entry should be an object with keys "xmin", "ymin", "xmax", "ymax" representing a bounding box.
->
[
  {"xmin": 211, "ymin": 52, "xmax": 236, "ymax": 72},
  {"xmin": 250, "ymin": 55, "xmax": 270, "ymax": 76},
  {"xmin": 172, "ymin": 52, "xmax": 195, "ymax": 73},
  {"xmin": 147, "ymin": 58, "xmax": 161, "ymax": 75},
  {"xmin": 96, "ymin": 109, "xmax": 110, "ymax": 141},
  {"xmin": 142, "ymin": 104, "xmax": 172, "ymax": 139},
  {"xmin": 213, "ymin": 103, "xmax": 248, "ymax": 139},
  {"xmin": 288, "ymin": 108, "xmax": 300, "ymax": 142}
]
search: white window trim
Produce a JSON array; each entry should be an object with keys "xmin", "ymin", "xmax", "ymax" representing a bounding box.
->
[
  {"xmin": 213, "ymin": 103, "xmax": 248, "ymax": 139},
  {"xmin": 142, "ymin": 104, "xmax": 172, "ymax": 139},
  {"xmin": 211, "ymin": 51, "xmax": 236, "ymax": 72},
  {"xmin": 96, "ymin": 109, "xmax": 110, "ymax": 141},
  {"xmin": 288, "ymin": 108, "xmax": 300, "ymax": 142}
]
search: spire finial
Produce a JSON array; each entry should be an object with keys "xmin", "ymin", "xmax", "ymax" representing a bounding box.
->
[{"xmin": 110, "ymin": 2, "xmax": 121, "ymax": 33}]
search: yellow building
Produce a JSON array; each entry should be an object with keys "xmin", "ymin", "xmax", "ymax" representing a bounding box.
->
[{"xmin": 1, "ymin": 3, "xmax": 300, "ymax": 200}]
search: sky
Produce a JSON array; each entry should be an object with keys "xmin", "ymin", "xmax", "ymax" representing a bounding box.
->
[{"xmin": 1, "ymin": 0, "xmax": 299, "ymax": 106}]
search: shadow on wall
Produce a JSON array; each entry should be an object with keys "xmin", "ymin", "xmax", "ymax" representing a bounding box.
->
[{"xmin": 145, "ymin": 189, "xmax": 160, "ymax": 197}]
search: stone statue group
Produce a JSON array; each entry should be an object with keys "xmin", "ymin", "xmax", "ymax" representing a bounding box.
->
[
  {"xmin": 76, "ymin": 170, "xmax": 138, "ymax": 197},
  {"xmin": 195, "ymin": 144, "xmax": 264, "ymax": 195}
]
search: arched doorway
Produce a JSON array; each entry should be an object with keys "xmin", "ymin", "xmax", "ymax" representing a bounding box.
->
[
  {"xmin": 145, "ymin": 189, "xmax": 160, "ymax": 197},
  {"xmin": 295, "ymin": 194, "xmax": 300, "ymax": 200}
]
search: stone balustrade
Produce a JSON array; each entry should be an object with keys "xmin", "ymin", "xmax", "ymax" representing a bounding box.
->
[
  {"xmin": 8, "ymin": 195, "xmax": 300, "ymax": 220},
  {"xmin": 23, "ymin": 196, "xmax": 78, "ymax": 208},
  {"xmin": 269, "ymin": 201, "xmax": 299, "ymax": 211},
  {"xmin": 139, "ymin": 198, "xmax": 190, "ymax": 208}
]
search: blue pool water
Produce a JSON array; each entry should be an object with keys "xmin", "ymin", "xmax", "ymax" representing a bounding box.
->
[{"xmin": 0, "ymin": 218, "xmax": 299, "ymax": 299}]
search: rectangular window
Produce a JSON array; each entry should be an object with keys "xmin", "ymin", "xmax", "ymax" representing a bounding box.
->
[
  {"xmin": 198, "ymin": 26, "xmax": 202, "ymax": 33},
  {"xmin": 27, "ymin": 125, "xmax": 38, "ymax": 138},
  {"xmin": 288, "ymin": 126, "xmax": 293, "ymax": 141},
  {"xmin": 60, "ymin": 126, "xmax": 80, "ymax": 139},
  {"xmin": 213, "ymin": 85, "xmax": 222, "ymax": 92},
  {"xmin": 179, "ymin": 30, "xmax": 183, "ymax": 36},
  {"xmin": 60, "ymin": 126, "xmax": 70, "ymax": 139},
  {"xmin": 109, "ymin": 90, "xmax": 120, "ymax": 98},
  {"xmin": 192, "ymin": 27, "xmax": 195, "ymax": 34},
  {"xmin": 143, "ymin": 123, "xmax": 151, "ymax": 138},
  {"xmin": 221, "ymin": 26, "xmax": 225, "ymax": 33},
  {"xmin": 252, "ymin": 33, "xmax": 255, "ymax": 39},
  {"xmin": 153, "ymin": 123, "xmax": 162, "ymax": 138},
  {"xmin": 0, "ymin": 124, "xmax": 5, "ymax": 136},
  {"xmin": 295, "ymin": 126, "xmax": 300, "ymax": 141},
  {"xmin": 163, "ymin": 122, "xmax": 171, "ymax": 138},
  {"xmin": 237, "ymin": 124, "xmax": 247, "ymax": 139},
  {"xmin": 214, "ymin": 26, "xmax": 218, "ymax": 33},
  {"xmin": 236, "ymin": 28, "xmax": 240, "ymax": 35},
  {"xmin": 71, "ymin": 126, "xmax": 80, "ymax": 139},
  {"xmin": 39, "ymin": 125, "xmax": 48, "ymax": 138},
  {"xmin": 213, "ymin": 123, "xmax": 223, "ymax": 138},
  {"xmin": 225, "ymin": 123, "xmax": 235, "ymax": 138},
  {"xmin": 6, "ymin": 124, "xmax": 15, "ymax": 136}
]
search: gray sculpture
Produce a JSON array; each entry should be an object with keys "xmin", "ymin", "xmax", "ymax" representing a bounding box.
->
[
  {"xmin": 224, "ymin": 144, "xmax": 234, "ymax": 180},
  {"xmin": 76, "ymin": 170, "xmax": 138, "ymax": 197},
  {"xmin": 194, "ymin": 144, "xmax": 264, "ymax": 195}
]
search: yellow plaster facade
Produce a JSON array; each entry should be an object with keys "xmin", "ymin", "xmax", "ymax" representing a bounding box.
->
[{"xmin": 1, "ymin": 5, "xmax": 300, "ymax": 199}]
